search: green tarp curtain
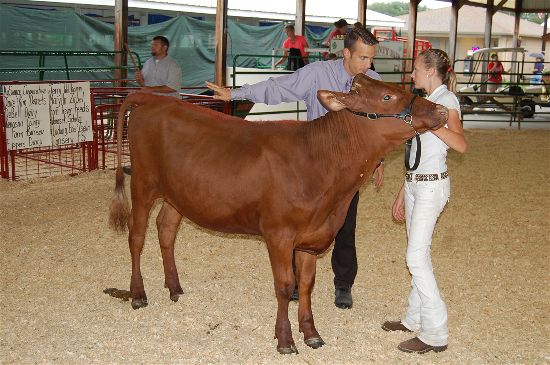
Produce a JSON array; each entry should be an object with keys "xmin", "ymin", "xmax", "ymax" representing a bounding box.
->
[{"xmin": 0, "ymin": 4, "xmax": 331, "ymax": 87}]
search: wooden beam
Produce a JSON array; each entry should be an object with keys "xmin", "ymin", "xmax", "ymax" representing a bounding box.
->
[
  {"xmin": 512, "ymin": 0, "xmax": 521, "ymax": 49},
  {"xmin": 449, "ymin": 0, "xmax": 461, "ymax": 64},
  {"xmin": 358, "ymin": 0, "xmax": 367, "ymax": 26},
  {"xmin": 512, "ymin": 0, "xmax": 522, "ymax": 84},
  {"xmin": 406, "ymin": 0, "xmax": 419, "ymax": 90},
  {"xmin": 214, "ymin": 0, "xmax": 228, "ymax": 86},
  {"xmin": 484, "ymin": 0, "xmax": 494, "ymax": 49},
  {"xmin": 295, "ymin": 0, "xmax": 306, "ymax": 36},
  {"xmin": 407, "ymin": 0, "xmax": 418, "ymax": 60},
  {"xmin": 480, "ymin": 0, "xmax": 494, "ymax": 93},
  {"xmin": 114, "ymin": 0, "xmax": 128, "ymax": 84},
  {"xmin": 542, "ymin": 13, "xmax": 548, "ymax": 53},
  {"xmin": 494, "ymin": 0, "xmax": 507, "ymax": 11}
]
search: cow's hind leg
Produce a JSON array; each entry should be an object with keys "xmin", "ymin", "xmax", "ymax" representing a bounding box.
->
[
  {"xmin": 156, "ymin": 202, "xmax": 184, "ymax": 302},
  {"xmin": 295, "ymin": 250, "xmax": 325, "ymax": 349},
  {"xmin": 266, "ymin": 240, "xmax": 298, "ymax": 354},
  {"xmin": 128, "ymin": 190, "xmax": 155, "ymax": 309}
]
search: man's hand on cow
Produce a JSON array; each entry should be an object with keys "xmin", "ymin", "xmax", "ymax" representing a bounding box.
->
[
  {"xmin": 373, "ymin": 164, "xmax": 384, "ymax": 188},
  {"xmin": 205, "ymin": 81, "xmax": 231, "ymax": 101},
  {"xmin": 392, "ymin": 185, "xmax": 405, "ymax": 222}
]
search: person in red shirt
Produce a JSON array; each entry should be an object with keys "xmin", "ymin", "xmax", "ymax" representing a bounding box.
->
[
  {"xmin": 274, "ymin": 24, "xmax": 309, "ymax": 70},
  {"xmin": 325, "ymin": 18, "xmax": 349, "ymax": 46},
  {"xmin": 487, "ymin": 53, "xmax": 504, "ymax": 93}
]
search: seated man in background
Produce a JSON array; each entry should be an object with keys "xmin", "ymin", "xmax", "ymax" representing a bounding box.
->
[
  {"xmin": 124, "ymin": 36, "xmax": 182, "ymax": 175},
  {"xmin": 135, "ymin": 35, "xmax": 182, "ymax": 97}
]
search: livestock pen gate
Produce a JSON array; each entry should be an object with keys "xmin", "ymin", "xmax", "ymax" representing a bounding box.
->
[{"xmin": 0, "ymin": 81, "xmax": 230, "ymax": 181}]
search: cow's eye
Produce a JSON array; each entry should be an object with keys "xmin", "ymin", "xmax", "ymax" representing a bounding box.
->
[{"xmin": 383, "ymin": 95, "xmax": 392, "ymax": 101}]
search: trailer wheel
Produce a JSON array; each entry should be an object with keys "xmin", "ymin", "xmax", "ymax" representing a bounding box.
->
[
  {"xmin": 461, "ymin": 96, "xmax": 474, "ymax": 106},
  {"xmin": 519, "ymin": 99, "xmax": 536, "ymax": 118}
]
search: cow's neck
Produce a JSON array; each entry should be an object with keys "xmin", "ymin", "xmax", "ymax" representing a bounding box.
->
[{"xmin": 302, "ymin": 110, "xmax": 382, "ymax": 191}]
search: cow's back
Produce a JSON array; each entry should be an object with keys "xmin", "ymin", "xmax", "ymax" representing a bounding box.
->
[{"xmin": 127, "ymin": 99, "xmax": 313, "ymax": 235}]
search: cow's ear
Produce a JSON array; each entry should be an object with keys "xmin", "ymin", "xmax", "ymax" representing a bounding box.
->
[{"xmin": 317, "ymin": 90, "xmax": 349, "ymax": 111}]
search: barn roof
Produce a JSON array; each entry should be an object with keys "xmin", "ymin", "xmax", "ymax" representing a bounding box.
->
[{"xmin": 22, "ymin": 0, "xmax": 406, "ymax": 27}]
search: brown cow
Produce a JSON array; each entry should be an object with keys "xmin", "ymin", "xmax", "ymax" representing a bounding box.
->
[{"xmin": 109, "ymin": 74, "xmax": 448, "ymax": 354}]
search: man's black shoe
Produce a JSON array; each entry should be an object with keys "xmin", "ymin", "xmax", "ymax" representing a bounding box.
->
[
  {"xmin": 334, "ymin": 287, "xmax": 353, "ymax": 309},
  {"xmin": 122, "ymin": 166, "xmax": 132, "ymax": 175}
]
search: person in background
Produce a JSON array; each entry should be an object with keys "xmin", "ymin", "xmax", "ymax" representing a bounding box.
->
[
  {"xmin": 206, "ymin": 27, "xmax": 384, "ymax": 310},
  {"xmin": 532, "ymin": 57, "xmax": 545, "ymax": 84},
  {"xmin": 135, "ymin": 35, "xmax": 182, "ymax": 97},
  {"xmin": 382, "ymin": 48, "xmax": 467, "ymax": 354},
  {"xmin": 533, "ymin": 57, "xmax": 544, "ymax": 74},
  {"xmin": 274, "ymin": 24, "xmax": 309, "ymax": 71},
  {"xmin": 325, "ymin": 18, "xmax": 349, "ymax": 46},
  {"xmin": 487, "ymin": 53, "xmax": 504, "ymax": 93},
  {"xmin": 124, "ymin": 35, "xmax": 182, "ymax": 175}
]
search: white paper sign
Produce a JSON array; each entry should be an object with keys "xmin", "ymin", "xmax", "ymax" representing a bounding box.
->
[
  {"xmin": 3, "ymin": 82, "xmax": 92, "ymax": 150},
  {"xmin": 375, "ymin": 41, "xmax": 405, "ymax": 84}
]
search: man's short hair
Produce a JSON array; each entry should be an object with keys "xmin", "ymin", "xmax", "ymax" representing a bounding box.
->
[
  {"xmin": 284, "ymin": 24, "xmax": 295, "ymax": 32},
  {"xmin": 344, "ymin": 27, "xmax": 378, "ymax": 50},
  {"xmin": 153, "ymin": 36, "xmax": 170, "ymax": 49}
]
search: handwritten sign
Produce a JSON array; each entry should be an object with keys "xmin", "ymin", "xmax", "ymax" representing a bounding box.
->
[{"xmin": 3, "ymin": 82, "xmax": 92, "ymax": 150}]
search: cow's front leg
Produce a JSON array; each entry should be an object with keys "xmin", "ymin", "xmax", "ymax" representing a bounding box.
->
[
  {"xmin": 266, "ymin": 241, "xmax": 298, "ymax": 354},
  {"xmin": 156, "ymin": 202, "xmax": 184, "ymax": 302},
  {"xmin": 295, "ymin": 250, "xmax": 325, "ymax": 349}
]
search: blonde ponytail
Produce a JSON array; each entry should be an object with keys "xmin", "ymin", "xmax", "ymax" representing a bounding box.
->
[{"xmin": 419, "ymin": 49, "xmax": 455, "ymax": 92}]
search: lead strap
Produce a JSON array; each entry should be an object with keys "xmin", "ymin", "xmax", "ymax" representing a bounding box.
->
[{"xmin": 405, "ymin": 134, "xmax": 421, "ymax": 171}]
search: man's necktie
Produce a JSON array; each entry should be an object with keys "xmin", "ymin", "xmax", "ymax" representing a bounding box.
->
[{"xmin": 345, "ymin": 78, "xmax": 353, "ymax": 92}]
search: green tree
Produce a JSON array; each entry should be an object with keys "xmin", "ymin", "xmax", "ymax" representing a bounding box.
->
[
  {"xmin": 520, "ymin": 12, "xmax": 547, "ymax": 25},
  {"xmin": 368, "ymin": 1, "xmax": 428, "ymax": 17}
]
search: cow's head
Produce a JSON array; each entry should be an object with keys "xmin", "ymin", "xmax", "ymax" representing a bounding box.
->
[{"xmin": 317, "ymin": 74, "xmax": 448, "ymax": 135}]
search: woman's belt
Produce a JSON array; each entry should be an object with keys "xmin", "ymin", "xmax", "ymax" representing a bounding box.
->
[{"xmin": 405, "ymin": 171, "xmax": 448, "ymax": 182}]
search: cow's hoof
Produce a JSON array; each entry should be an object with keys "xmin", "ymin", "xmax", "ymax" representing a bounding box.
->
[
  {"xmin": 170, "ymin": 293, "xmax": 181, "ymax": 302},
  {"xmin": 277, "ymin": 345, "xmax": 298, "ymax": 354},
  {"xmin": 305, "ymin": 337, "xmax": 325, "ymax": 349},
  {"xmin": 131, "ymin": 298, "xmax": 148, "ymax": 309}
]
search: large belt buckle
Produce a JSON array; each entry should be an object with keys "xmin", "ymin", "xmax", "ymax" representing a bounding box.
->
[{"xmin": 415, "ymin": 173, "xmax": 438, "ymax": 182}]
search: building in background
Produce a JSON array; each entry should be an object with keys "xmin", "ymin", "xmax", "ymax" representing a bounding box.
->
[{"xmin": 397, "ymin": 5, "xmax": 546, "ymax": 64}]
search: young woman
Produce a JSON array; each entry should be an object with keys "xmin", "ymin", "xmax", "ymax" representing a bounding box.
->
[{"xmin": 382, "ymin": 49, "xmax": 467, "ymax": 354}]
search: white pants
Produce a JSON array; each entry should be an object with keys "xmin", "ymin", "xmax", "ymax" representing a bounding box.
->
[{"xmin": 401, "ymin": 177, "xmax": 450, "ymax": 347}]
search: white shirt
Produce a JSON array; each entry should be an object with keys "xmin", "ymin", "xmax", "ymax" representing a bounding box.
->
[{"xmin": 407, "ymin": 85, "xmax": 461, "ymax": 174}]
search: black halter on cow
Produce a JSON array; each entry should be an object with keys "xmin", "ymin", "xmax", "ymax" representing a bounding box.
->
[{"xmin": 108, "ymin": 74, "xmax": 448, "ymax": 354}]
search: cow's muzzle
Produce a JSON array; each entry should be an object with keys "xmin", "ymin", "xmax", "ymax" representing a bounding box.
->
[{"xmin": 433, "ymin": 105, "xmax": 449, "ymax": 130}]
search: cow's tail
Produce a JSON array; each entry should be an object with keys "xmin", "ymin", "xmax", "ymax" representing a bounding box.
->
[{"xmin": 108, "ymin": 93, "xmax": 149, "ymax": 233}]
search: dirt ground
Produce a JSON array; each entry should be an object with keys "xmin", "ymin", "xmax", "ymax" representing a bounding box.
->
[{"xmin": 1, "ymin": 129, "xmax": 549, "ymax": 365}]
